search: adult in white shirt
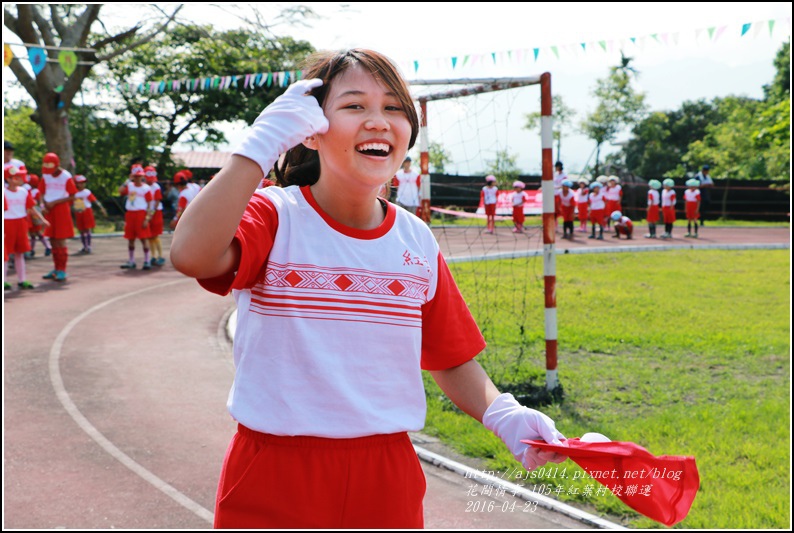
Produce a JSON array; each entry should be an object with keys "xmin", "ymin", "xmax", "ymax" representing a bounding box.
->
[{"xmin": 694, "ymin": 164, "xmax": 714, "ymax": 226}]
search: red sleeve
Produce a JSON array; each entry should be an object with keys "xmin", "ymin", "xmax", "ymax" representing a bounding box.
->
[
  {"xmin": 25, "ymin": 192, "xmax": 35, "ymax": 209},
  {"xmin": 421, "ymin": 253, "xmax": 486, "ymax": 371},
  {"xmin": 144, "ymin": 191, "xmax": 153, "ymax": 201},
  {"xmin": 197, "ymin": 193, "xmax": 279, "ymax": 296},
  {"xmin": 88, "ymin": 193, "xmax": 97, "ymax": 202},
  {"xmin": 415, "ymin": 175, "xmax": 421, "ymax": 187},
  {"xmin": 177, "ymin": 196, "xmax": 188, "ymax": 210},
  {"xmin": 38, "ymin": 179, "xmax": 46, "ymax": 194},
  {"xmin": 4, "ymin": 196, "xmax": 7, "ymax": 211},
  {"xmin": 391, "ymin": 176, "xmax": 399, "ymax": 187},
  {"xmin": 153, "ymin": 189, "xmax": 162, "ymax": 201},
  {"xmin": 66, "ymin": 178, "xmax": 77, "ymax": 195},
  {"xmin": 119, "ymin": 185, "xmax": 128, "ymax": 196}
]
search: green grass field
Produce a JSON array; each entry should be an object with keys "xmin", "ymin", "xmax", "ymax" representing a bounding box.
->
[{"xmin": 423, "ymin": 249, "xmax": 790, "ymax": 528}]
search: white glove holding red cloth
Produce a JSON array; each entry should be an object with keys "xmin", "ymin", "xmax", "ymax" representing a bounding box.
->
[
  {"xmin": 233, "ymin": 78, "xmax": 329, "ymax": 176},
  {"xmin": 524, "ymin": 432, "xmax": 699, "ymax": 526},
  {"xmin": 482, "ymin": 393, "xmax": 568, "ymax": 471}
]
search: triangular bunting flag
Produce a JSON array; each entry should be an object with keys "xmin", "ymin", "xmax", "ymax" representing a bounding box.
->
[
  {"xmin": 491, "ymin": 52, "xmax": 497, "ymax": 64},
  {"xmin": 462, "ymin": 55, "xmax": 470, "ymax": 67},
  {"xmin": 413, "ymin": 60, "xmax": 419, "ymax": 73},
  {"xmin": 714, "ymin": 26, "xmax": 727, "ymax": 41},
  {"xmin": 707, "ymin": 27, "xmax": 716, "ymax": 40},
  {"xmin": 753, "ymin": 21, "xmax": 764, "ymax": 38},
  {"xmin": 650, "ymin": 33, "xmax": 660, "ymax": 43},
  {"xmin": 672, "ymin": 32, "xmax": 680, "ymax": 45},
  {"xmin": 28, "ymin": 47, "xmax": 47, "ymax": 76},
  {"xmin": 581, "ymin": 42, "xmax": 587, "ymax": 51},
  {"xmin": 741, "ymin": 22, "xmax": 752, "ymax": 36},
  {"xmin": 451, "ymin": 56, "xmax": 458, "ymax": 69},
  {"xmin": 551, "ymin": 46, "xmax": 559, "ymax": 59},
  {"xmin": 533, "ymin": 48, "xmax": 539, "ymax": 61},
  {"xmin": 598, "ymin": 40, "xmax": 607, "ymax": 51},
  {"xmin": 768, "ymin": 19, "xmax": 775, "ymax": 36},
  {"xmin": 660, "ymin": 33, "xmax": 669, "ymax": 45}
]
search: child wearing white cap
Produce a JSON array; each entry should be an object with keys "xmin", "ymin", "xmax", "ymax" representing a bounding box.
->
[
  {"xmin": 482, "ymin": 174, "xmax": 498, "ymax": 234},
  {"xmin": 511, "ymin": 180, "xmax": 526, "ymax": 233}
]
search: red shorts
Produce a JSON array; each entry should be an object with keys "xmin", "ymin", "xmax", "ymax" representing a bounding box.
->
[
  {"xmin": 74, "ymin": 208, "xmax": 96, "ymax": 232},
  {"xmin": 577, "ymin": 203, "xmax": 588, "ymax": 222},
  {"xmin": 560, "ymin": 204, "xmax": 575, "ymax": 222},
  {"xmin": 5, "ymin": 217, "xmax": 31, "ymax": 255},
  {"xmin": 44, "ymin": 202, "xmax": 75, "ymax": 239},
  {"xmin": 484, "ymin": 203, "xmax": 496, "ymax": 217},
  {"xmin": 124, "ymin": 210, "xmax": 152, "ymax": 240},
  {"xmin": 590, "ymin": 208, "xmax": 605, "ymax": 225},
  {"xmin": 512, "ymin": 206, "xmax": 525, "ymax": 226},
  {"xmin": 606, "ymin": 200, "xmax": 621, "ymax": 216},
  {"xmin": 214, "ymin": 425, "xmax": 425, "ymax": 529},
  {"xmin": 685, "ymin": 203, "xmax": 700, "ymax": 220},
  {"xmin": 662, "ymin": 206, "xmax": 676, "ymax": 224},
  {"xmin": 647, "ymin": 205, "xmax": 660, "ymax": 223},
  {"xmin": 616, "ymin": 223, "xmax": 633, "ymax": 236},
  {"xmin": 148, "ymin": 210, "xmax": 164, "ymax": 237}
]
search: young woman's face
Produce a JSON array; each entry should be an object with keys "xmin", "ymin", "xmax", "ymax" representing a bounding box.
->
[{"xmin": 311, "ymin": 65, "xmax": 412, "ymax": 191}]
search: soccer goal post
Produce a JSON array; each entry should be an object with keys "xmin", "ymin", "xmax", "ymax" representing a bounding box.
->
[{"xmin": 409, "ymin": 74, "xmax": 559, "ymax": 392}]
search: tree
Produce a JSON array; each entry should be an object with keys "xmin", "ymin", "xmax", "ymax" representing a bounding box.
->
[
  {"xmin": 427, "ymin": 141, "xmax": 452, "ymax": 173},
  {"xmin": 524, "ymin": 94, "xmax": 576, "ymax": 162},
  {"xmin": 763, "ymin": 39, "xmax": 790, "ymax": 103},
  {"xmin": 3, "ymin": 4, "xmax": 181, "ymax": 171},
  {"xmin": 105, "ymin": 24, "xmax": 314, "ymax": 172},
  {"xmin": 483, "ymin": 149, "xmax": 520, "ymax": 187},
  {"xmin": 580, "ymin": 53, "xmax": 648, "ymax": 176},
  {"xmin": 3, "ymin": 103, "xmax": 47, "ymax": 167}
]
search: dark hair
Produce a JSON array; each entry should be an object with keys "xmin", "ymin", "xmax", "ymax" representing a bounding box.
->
[
  {"xmin": 555, "ymin": 161, "xmax": 563, "ymax": 168},
  {"xmin": 275, "ymin": 49, "xmax": 419, "ymax": 188}
]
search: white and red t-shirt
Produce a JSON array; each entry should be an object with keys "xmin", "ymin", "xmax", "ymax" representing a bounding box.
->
[
  {"xmin": 558, "ymin": 188, "xmax": 576, "ymax": 208},
  {"xmin": 120, "ymin": 182, "xmax": 153, "ymax": 211},
  {"xmin": 177, "ymin": 186, "xmax": 199, "ymax": 212},
  {"xmin": 198, "ymin": 185, "xmax": 486, "ymax": 438},
  {"xmin": 647, "ymin": 189, "xmax": 660, "ymax": 207},
  {"xmin": 684, "ymin": 189, "xmax": 701, "ymax": 204},
  {"xmin": 393, "ymin": 168, "xmax": 421, "ymax": 207},
  {"xmin": 604, "ymin": 184, "xmax": 623, "ymax": 202},
  {"xmin": 576, "ymin": 188, "xmax": 589, "ymax": 205},
  {"xmin": 512, "ymin": 190, "xmax": 527, "ymax": 207},
  {"xmin": 481, "ymin": 185, "xmax": 498, "ymax": 205},
  {"xmin": 149, "ymin": 182, "xmax": 163, "ymax": 211},
  {"xmin": 40, "ymin": 170, "xmax": 76, "ymax": 203},
  {"xmin": 589, "ymin": 189, "xmax": 606, "ymax": 210},
  {"xmin": 73, "ymin": 188, "xmax": 97, "ymax": 212},
  {"xmin": 662, "ymin": 189, "xmax": 677, "ymax": 207},
  {"xmin": 3, "ymin": 187, "xmax": 34, "ymax": 220}
]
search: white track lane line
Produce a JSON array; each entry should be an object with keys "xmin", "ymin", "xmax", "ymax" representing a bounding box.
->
[{"xmin": 48, "ymin": 279, "xmax": 214, "ymax": 524}]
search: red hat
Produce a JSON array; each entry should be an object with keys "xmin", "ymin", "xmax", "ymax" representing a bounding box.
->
[
  {"xmin": 525, "ymin": 437, "xmax": 699, "ymax": 526},
  {"xmin": 144, "ymin": 166, "xmax": 158, "ymax": 183},
  {"xmin": 173, "ymin": 171, "xmax": 188, "ymax": 185},
  {"xmin": 130, "ymin": 164, "xmax": 145, "ymax": 177},
  {"xmin": 28, "ymin": 174, "xmax": 40, "ymax": 187},
  {"xmin": 74, "ymin": 174, "xmax": 87, "ymax": 183},
  {"xmin": 4, "ymin": 164, "xmax": 28, "ymax": 181},
  {"xmin": 42, "ymin": 153, "xmax": 60, "ymax": 173},
  {"xmin": 181, "ymin": 169, "xmax": 193, "ymax": 179}
]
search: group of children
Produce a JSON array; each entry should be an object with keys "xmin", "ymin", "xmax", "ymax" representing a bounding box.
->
[
  {"xmin": 479, "ymin": 163, "xmax": 703, "ymax": 242},
  {"xmin": 3, "ymin": 139, "xmax": 205, "ymax": 290}
]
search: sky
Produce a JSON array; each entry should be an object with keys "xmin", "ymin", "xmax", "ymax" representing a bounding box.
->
[{"xmin": 3, "ymin": 2, "xmax": 791, "ymax": 176}]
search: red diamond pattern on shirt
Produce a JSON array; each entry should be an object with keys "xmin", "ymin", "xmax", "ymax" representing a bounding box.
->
[
  {"xmin": 334, "ymin": 274, "xmax": 353, "ymax": 291},
  {"xmin": 388, "ymin": 280, "xmax": 405, "ymax": 295},
  {"xmin": 285, "ymin": 271, "xmax": 303, "ymax": 287}
]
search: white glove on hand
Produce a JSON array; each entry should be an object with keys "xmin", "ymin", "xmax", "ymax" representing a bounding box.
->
[
  {"xmin": 233, "ymin": 78, "xmax": 330, "ymax": 176},
  {"xmin": 483, "ymin": 393, "xmax": 568, "ymax": 471}
]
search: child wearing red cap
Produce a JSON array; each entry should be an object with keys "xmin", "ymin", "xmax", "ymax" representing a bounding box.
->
[
  {"xmin": 5, "ymin": 164, "xmax": 48, "ymax": 290},
  {"xmin": 39, "ymin": 152, "xmax": 76, "ymax": 282},
  {"xmin": 118, "ymin": 164, "xmax": 154, "ymax": 269},
  {"xmin": 73, "ymin": 174, "xmax": 108, "ymax": 254},
  {"xmin": 144, "ymin": 166, "xmax": 166, "ymax": 265},
  {"xmin": 575, "ymin": 179, "xmax": 589, "ymax": 232},
  {"xmin": 558, "ymin": 180, "xmax": 576, "ymax": 239},
  {"xmin": 169, "ymin": 171, "xmax": 200, "ymax": 230}
]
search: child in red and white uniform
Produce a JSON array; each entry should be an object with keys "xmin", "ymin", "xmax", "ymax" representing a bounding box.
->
[
  {"xmin": 144, "ymin": 166, "xmax": 166, "ymax": 265},
  {"xmin": 39, "ymin": 152, "xmax": 76, "ymax": 282},
  {"xmin": 481, "ymin": 174, "xmax": 498, "ymax": 234},
  {"xmin": 170, "ymin": 49, "xmax": 565, "ymax": 529},
  {"xmin": 511, "ymin": 180, "xmax": 526, "ymax": 233},
  {"xmin": 587, "ymin": 182, "xmax": 606, "ymax": 240},
  {"xmin": 4, "ymin": 164, "xmax": 48, "ymax": 290},
  {"xmin": 575, "ymin": 179, "xmax": 589, "ymax": 232},
  {"xmin": 73, "ymin": 174, "xmax": 108, "ymax": 254},
  {"xmin": 558, "ymin": 180, "xmax": 576, "ymax": 239},
  {"xmin": 118, "ymin": 165, "xmax": 154, "ymax": 269},
  {"xmin": 25, "ymin": 174, "xmax": 52, "ymax": 258},
  {"xmin": 603, "ymin": 176, "xmax": 622, "ymax": 228},
  {"xmin": 645, "ymin": 179, "xmax": 661, "ymax": 239},
  {"xmin": 661, "ymin": 178, "xmax": 677, "ymax": 239},
  {"xmin": 683, "ymin": 179, "xmax": 701, "ymax": 239},
  {"xmin": 610, "ymin": 210, "xmax": 633, "ymax": 239},
  {"xmin": 170, "ymin": 171, "xmax": 200, "ymax": 229}
]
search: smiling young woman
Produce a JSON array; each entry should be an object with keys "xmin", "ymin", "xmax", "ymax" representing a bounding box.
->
[{"xmin": 170, "ymin": 48, "xmax": 566, "ymax": 529}]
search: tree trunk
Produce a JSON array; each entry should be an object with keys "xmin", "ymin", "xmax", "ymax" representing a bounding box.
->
[{"xmin": 37, "ymin": 109, "xmax": 75, "ymax": 172}]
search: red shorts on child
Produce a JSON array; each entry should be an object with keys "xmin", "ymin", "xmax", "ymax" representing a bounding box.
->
[
  {"xmin": 214, "ymin": 425, "xmax": 425, "ymax": 529},
  {"xmin": 647, "ymin": 205, "xmax": 659, "ymax": 223},
  {"xmin": 44, "ymin": 202, "xmax": 75, "ymax": 239},
  {"xmin": 75, "ymin": 208, "xmax": 96, "ymax": 232},
  {"xmin": 124, "ymin": 210, "xmax": 152, "ymax": 240},
  {"xmin": 5, "ymin": 218, "xmax": 31, "ymax": 255},
  {"xmin": 662, "ymin": 206, "xmax": 676, "ymax": 224},
  {"xmin": 148, "ymin": 210, "xmax": 164, "ymax": 237},
  {"xmin": 685, "ymin": 203, "xmax": 699, "ymax": 220}
]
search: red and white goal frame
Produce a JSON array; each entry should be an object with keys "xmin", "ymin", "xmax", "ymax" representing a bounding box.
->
[{"xmin": 409, "ymin": 75, "xmax": 559, "ymax": 391}]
